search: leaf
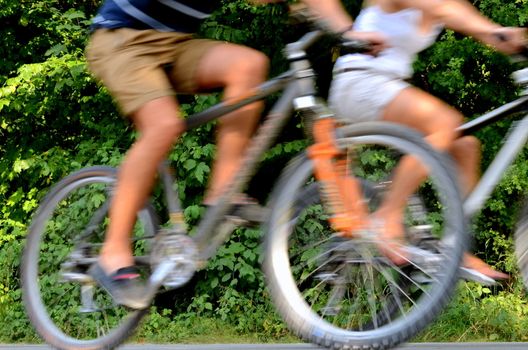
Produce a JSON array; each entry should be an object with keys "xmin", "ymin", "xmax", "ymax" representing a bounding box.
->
[
  {"xmin": 221, "ymin": 273, "xmax": 231, "ymax": 282},
  {"xmin": 194, "ymin": 162, "xmax": 210, "ymax": 184},
  {"xmin": 184, "ymin": 159, "xmax": 197, "ymax": 171},
  {"xmin": 45, "ymin": 44, "xmax": 67, "ymax": 57},
  {"xmin": 0, "ymin": 98, "xmax": 10, "ymax": 112},
  {"xmin": 13, "ymin": 159, "xmax": 30, "ymax": 173},
  {"xmin": 63, "ymin": 10, "xmax": 86, "ymax": 21}
]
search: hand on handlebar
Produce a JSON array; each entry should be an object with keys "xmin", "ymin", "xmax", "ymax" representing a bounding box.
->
[
  {"xmin": 342, "ymin": 30, "xmax": 388, "ymax": 56},
  {"xmin": 487, "ymin": 27, "xmax": 528, "ymax": 55},
  {"xmin": 286, "ymin": 3, "xmax": 388, "ymax": 56}
]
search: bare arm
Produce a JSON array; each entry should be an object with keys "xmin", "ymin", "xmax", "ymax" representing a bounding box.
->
[
  {"xmin": 252, "ymin": 0, "xmax": 388, "ymax": 54},
  {"xmin": 300, "ymin": 0, "xmax": 388, "ymax": 54},
  {"xmin": 250, "ymin": 0, "xmax": 353, "ymax": 33},
  {"xmin": 300, "ymin": 0, "xmax": 354, "ymax": 33},
  {"xmin": 394, "ymin": 0, "xmax": 497, "ymax": 40},
  {"xmin": 392, "ymin": 0, "xmax": 525, "ymax": 52}
]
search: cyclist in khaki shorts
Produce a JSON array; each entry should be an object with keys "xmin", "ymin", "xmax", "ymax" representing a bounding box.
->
[{"xmin": 86, "ymin": 0, "xmax": 386, "ymax": 309}]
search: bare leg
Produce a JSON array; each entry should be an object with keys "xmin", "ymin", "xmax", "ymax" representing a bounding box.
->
[
  {"xmin": 100, "ymin": 97, "xmax": 184, "ymax": 273},
  {"xmin": 99, "ymin": 44, "xmax": 268, "ymax": 272},
  {"xmin": 371, "ymin": 87, "xmax": 505, "ymax": 278},
  {"xmin": 194, "ymin": 43, "xmax": 269, "ymax": 204},
  {"xmin": 368, "ymin": 87, "xmax": 463, "ymax": 263},
  {"xmin": 450, "ymin": 136, "xmax": 508, "ymax": 279},
  {"xmin": 377, "ymin": 87, "xmax": 463, "ymax": 217},
  {"xmin": 449, "ymin": 136, "xmax": 481, "ymax": 197}
]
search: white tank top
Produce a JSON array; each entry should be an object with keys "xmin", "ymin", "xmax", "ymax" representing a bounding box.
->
[{"xmin": 335, "ymin": 6, "xmax": 443, "ymax": 78}]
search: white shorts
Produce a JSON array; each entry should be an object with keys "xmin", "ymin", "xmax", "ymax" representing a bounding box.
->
[{"xmin": 329, "ymin": 69, "xmax": 410, "ymax": 123}]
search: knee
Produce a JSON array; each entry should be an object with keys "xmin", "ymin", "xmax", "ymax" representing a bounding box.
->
[
  {"xmin": 453, "ymin": 135, "xmax": 481, "ymax": 156},
  {"xmin": 439, "ymin": 111, "xmax": 463, "ymax": 132},
  {"xmin": 227, "ymin": 50, "xmax": 269, "ymax": 86},
  {"xmin": 243, "ymin": 50, "xmax": 269, "ymax": 79},
  {"xmin": 141, "ymin": 116, "xmax": 183, "ymax": 144},
  {"xmin": 428, "ymin": 111, "xmax": 463, "ymax": 140}
]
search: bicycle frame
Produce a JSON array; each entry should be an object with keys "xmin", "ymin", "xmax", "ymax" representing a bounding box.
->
[
  {"xmin": 458, "ymin": 93, "xmax": 528, "ymax": 217},
  {"xmin": 154, "ymin": 29, "xmax": 332, "ymax": 264}
]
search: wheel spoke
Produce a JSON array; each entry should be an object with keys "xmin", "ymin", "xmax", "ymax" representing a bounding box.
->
[
  {"xmin": 22, "ymin": 168, "xmax": 155, "ymax": 349},
  {"xmin": 264, "ymin": 126, "xmax": 466, "ymax": 349}
]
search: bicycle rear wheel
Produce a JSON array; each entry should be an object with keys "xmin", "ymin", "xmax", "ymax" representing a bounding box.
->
[
  {"xmin": 264, "ymin": 122, "xmax": 467, "ymax": 350},
  {"xmin": 22, "ymin": 166, "xmax": 158, "ymax": 350}
]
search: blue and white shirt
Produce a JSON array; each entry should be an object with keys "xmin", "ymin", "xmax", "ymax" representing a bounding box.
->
[{"xmin": 92, "ymin": 0, "xmax": 222, "ymax": 33}]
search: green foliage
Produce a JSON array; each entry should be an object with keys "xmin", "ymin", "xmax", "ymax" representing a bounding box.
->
[
  {"xmin": 136, "ymin": 307, "xmax": 294, "ymax": 343},
  {"xmin": 417, "ymin": 281, "xmax": 528, "ymax": 342},
  {"xmin": 0, "ymin": 0, "xmax": 98, "ymax": 83},
  {"xmin": 0, "ymin": 0, "xmax": 303, "ymax": 342},
  {"xmin": 3, "ymin": 0, "xmax": 528, "ymax": 343}
]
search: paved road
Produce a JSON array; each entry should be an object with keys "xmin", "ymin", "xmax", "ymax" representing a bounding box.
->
[{"xmin": 2, "ymin": 344, "xmax": 528, "ymax": 350}]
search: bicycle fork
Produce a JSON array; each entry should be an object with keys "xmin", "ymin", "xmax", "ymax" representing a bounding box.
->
[{"xmin": 307, "ymin": 117, "xmax": 369, "ymax": 236}]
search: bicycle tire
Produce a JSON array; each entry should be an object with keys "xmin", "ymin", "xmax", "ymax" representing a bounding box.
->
[
  {"xmin": 263, "ymin": 121, "xmax": 467, "ymax": 350},
  {"xmin": 515, "ymin": 199, "xmax": 528, "ymax": 289},
  {"xmin": 22, "ymin": 166, "xmax": 158, "ymax": 350},
  {"xmin": 292, "ymin": 181, "xmax": 420, "ymax": 332}
]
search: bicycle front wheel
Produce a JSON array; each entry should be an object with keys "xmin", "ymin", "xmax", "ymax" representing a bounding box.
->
[
  {"xmin": 22, "ymin": 166, "xmax": 158, "ymax": 350},
  {"xmin": 264, "ymin": 122, "xmax": 467, "ymax": 350}
]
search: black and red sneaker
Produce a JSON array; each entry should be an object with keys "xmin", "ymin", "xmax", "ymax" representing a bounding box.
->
[{"xmin": 88, "ymin": 262, "xmax": 150, "ymax": 309}]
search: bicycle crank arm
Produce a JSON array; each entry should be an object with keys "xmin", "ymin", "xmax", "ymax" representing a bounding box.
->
[{"xmin": 145, "ymin": 259, "xmax": 178, "ymax": 300}]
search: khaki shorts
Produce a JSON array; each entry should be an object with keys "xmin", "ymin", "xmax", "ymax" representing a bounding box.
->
[{"xmin": 86, "ymin": 28, "xmax": 222, "ymax": 116}]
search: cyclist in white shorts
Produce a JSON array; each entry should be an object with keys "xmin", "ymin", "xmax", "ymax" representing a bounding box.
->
[{"xmin": 329, "ymin": 0, "xmax": 526, "ymax": 280}]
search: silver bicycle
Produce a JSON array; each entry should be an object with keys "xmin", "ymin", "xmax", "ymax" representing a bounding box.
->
[
  {"xmin": 451, "ymin": 62, "xmax": 528, "ymax": 286},
  {"xmin": 21, "ymin": 20, "xmax": 467, "ymax": 350}
]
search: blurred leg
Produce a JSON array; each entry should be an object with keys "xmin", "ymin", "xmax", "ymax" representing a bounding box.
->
[
  {"xmin": 449, "ymin": 136, "xmax": 508, "ymax": 279},
  {"xmin": 370, "ymin": 87, "xmax": 462, "ymax": 265},
  {"xmin": 449, "ymin": 135, "xmax": 481, "ymax": 196},
  {"xmin": 374, "ymin": 88, "xmax": 506, "ymax": 278},
  {"xmin": 193, "ymin": 43, "xmax": 269, "ymax": 204},
  {"xmin": 99, "ymin": 97, "xmax": 184, "ymax": 273}
]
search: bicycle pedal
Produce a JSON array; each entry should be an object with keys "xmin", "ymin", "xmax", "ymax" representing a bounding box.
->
[
  {"xmin": 459, "ymin": 267, "xmax": 498, "ymax": 286},
  {"xmin": 402, "ymin": 245, "xmax": 443, "ymax": 265}
]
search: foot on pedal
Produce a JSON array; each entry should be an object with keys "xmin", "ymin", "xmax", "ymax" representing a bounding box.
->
[{"xmin": 88, "ymin": 262, "xmax": 150, "ymax": 309}]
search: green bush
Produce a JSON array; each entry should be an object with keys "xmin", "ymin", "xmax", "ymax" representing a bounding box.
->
[{"xmin": 3, "ymin": 0, "xmax": 528, "ymax": 343}]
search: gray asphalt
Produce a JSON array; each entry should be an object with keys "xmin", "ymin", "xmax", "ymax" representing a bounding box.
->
[{"xmin": 2, "ymin": 344, "xmax": 528, "ymax": 350}]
